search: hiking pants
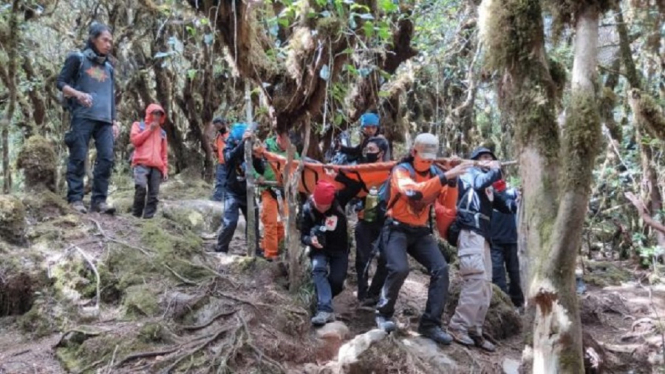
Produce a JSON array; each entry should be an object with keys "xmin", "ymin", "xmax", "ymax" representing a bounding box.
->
[
  {"xmin": 450, "ymin": 229, "xmax": 493, "ymax": 335},
  {"xmin": 376, "ymin": 222, "xmax": 449, "ymax": 328},
  {"xmin": 491, "ymin": 243, "xmax": 524, "ymax": 307},
  {"xmin": 260, "ymin": 190, "xmax": 285, "ymax": 259},
  {"xmin": 311, "ymin": 250, "xmax": 348, "ymax": 313},
  {"xmin": 211, "ymin": 164, "xmax": 227, "ymax": 201},
  {"xmin": 216, "ymin": 192, "xmax": 260, "ymax": 253},
  {"xmin": 132, "ymin": 165, "xmax": 162, "ymax": 218},
  {"xmin": 65, "ymin": 116, "xmax": 114, "ymax": 205},
  {"xmin": 355, "ymin": 219, "xmax": 383, "ymax": 301}
]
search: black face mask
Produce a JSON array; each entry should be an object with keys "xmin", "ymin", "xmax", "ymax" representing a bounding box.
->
[
  {"xmin": 365, "ymin": 152, "xmax": 380, "ymax": 163},
  {"xmin": 218, "ymin": 127, "xmax": 227, "ymax": 135}
]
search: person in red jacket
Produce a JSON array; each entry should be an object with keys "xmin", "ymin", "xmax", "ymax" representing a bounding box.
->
[{"xmin": 130, "ymin": 104, "xmax": 168, "ymax": 218}]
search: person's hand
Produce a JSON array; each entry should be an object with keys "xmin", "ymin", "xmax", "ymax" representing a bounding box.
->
[
  {"xmin": 256, "ymin": 176, "xmax": 265, "ymax": 184},
  {"xmin": 242, "ymin": 131, "xmax": 253, "ymax": 141},
  {"xmin": 76, "ymin": 92, "xmax": 93, "ymax": 107},
  {"xmin": 150, "ymin": 121, "xmax": 159, "ymax": 130},
  {"xmin": 163, "ymin": 173, "xmax": 169, "ymax": 182},
  {"xmin": 311, "ymin": 236, "xmax": 323, "ymax": 249},
  {"xmin": 445, "ymin": 161, "xmax": 473, "ymax": 179},
  {"xmin": 112, "ymin": 121, "xmax": 120, "ymax": 139}
]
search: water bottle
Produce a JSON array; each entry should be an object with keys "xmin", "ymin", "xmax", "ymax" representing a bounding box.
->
[{"xmin": 364, "ymin": 187, "xmax": 379, "ymax": 222}]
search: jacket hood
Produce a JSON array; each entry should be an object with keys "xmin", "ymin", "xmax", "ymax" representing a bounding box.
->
[
  {"xmin": 470, "ymin": 147, "xmax": 496, "ymax": 161},
  {"xmin": 144, "ymin": 103, "xmax": 166, "ymax": 125}
]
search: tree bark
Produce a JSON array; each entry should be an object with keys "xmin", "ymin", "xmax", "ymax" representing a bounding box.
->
[
  {"xmin": 288, "ymin": 119, "xmax": 311, "ymax": 293},
  {"xmin": 1, "ymin": 0, "xmax": 20, "ymax": 193},
  {"xmin": 244, "ymin": 81, "xmax": 257, "ymax": 257}
]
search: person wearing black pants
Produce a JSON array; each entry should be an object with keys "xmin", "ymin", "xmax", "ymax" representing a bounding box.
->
[{"xmin": 490, "ymin": 182, "xmax": 524, "ymax": 308}]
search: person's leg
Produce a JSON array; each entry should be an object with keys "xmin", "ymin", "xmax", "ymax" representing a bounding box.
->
[
  {"xmin": 132, "ymin": 166, "xmax": 149, "ymax": 218},
  {"xmin": 260, "ymin": 190, "xmax": 280, "ymax": 259},
  {"xmin": 238, "ymin": 197, "xmax": 261, "ymax": 255},
  {"xmin": 504, "ymin": 243, "xmax": 525, "ymax": 307},
  {"xmin": 407, "ymin": 233, "xmax": 449, "ymax": 330},
  {"xmin": 474, "ymin": 239, "xmax": 493, "ymax": 335},
  {"xmin": 449, "ymin": 230, "xmax": 486, "ymax": 345},
  {"xmin": 66, "ymin": 117, "xmax": 94, "ymax": 204},
  {"xmin": 143, "ymin": 168, "xmax": 162, "ymax": 218},
  {"xmin": 375, "ymin": 228, "xmax": 409, "ymax": 322},
  {"xmin": 327, "ymin": 251, "xmax": 349, "ymax": 298},
  {"xmin": 211, "ymin": 164, "xmax": 227, "ymax": 201},
  {"xmin": 91, "ymin": 122, "xmax": 115, "ymax": 207},
  {"xmin": 310, "ymin": 252, "xmax": 336, "ymax": 326},
  {"xmin": 215, "ymin": 194, "xmax": 241, "ymax": 253},
  {"xmin": 354, "ymin": 220, "xmax": 374, "ymax": 301},
  {"xmin": 491, "ymin": 244, "xmax": 508, "ymax": 294}
]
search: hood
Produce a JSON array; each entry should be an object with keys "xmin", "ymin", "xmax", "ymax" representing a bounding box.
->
[
  {"xmin": 470, "ymin": 147, "xmax": 497, "ymax": 161},
  {"xmin": 144, "ymin": 103, "xmax": 166, "ymax": 126}
]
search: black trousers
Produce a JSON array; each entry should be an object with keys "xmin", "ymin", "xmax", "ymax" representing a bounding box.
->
[
  {"xmin": 354, "ymin": 219, "xmax": 384, "ymax": 301},
  {"xmin": 491, "ymin": 243, "xmax": 524, "ymax": 307},
  {"xmin": 376, "ymin": 222, "xmax": 449, "ymax": 328},
  {"xmin": 132, "ymin": 165, "xmax": 162, "ymax": 218}
]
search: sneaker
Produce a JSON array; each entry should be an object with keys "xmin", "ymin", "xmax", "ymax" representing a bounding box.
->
[
  {"xmin": 375, "ymin": 315, "xmax": 396, "ymax": 333},
  {"xmin": 469, "ymin": 332, "xmax": 496, "ymax": 352},
  {"xmin": 70, "ymin": 201, "xmax": 88, "ymax": 214},
  {"xmin": 311, "ymin": 311, "xmax": 335, "ymax": 326},
  {"xmin": 418, "ymin": 325, "xmax": 453, "ymax": 345},
  {"xmin": 90, "ymin": 202, "xmax": 116, "ymax": 215},
  {"xmin": 449, "ymin": 329, "xmax": 474, "ymax": 346}
]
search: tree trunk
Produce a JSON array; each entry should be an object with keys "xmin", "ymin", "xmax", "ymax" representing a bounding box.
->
[
  {"xmin": 288, "ymin": 120, "xmax": 311, "ymax": 293},
  {"xmin": 1, "ymin": 0, "xmax": 20, "ymax": 193},
  {"xmin": 244, "ymin": 81, "xmax": 257, "ymax": 257}
]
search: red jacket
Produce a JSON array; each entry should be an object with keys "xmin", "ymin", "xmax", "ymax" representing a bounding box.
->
[{"xmin": 131, "ymin": 103, "xmax": 168, "ymax": 176}]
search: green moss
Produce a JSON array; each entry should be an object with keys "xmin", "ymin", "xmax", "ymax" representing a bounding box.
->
[
  {"xmin": 138, "ymin": 322, "xmax": 171, "ymax": 344},
  {"xmin": 0, "ymin": 195, "xmax": 26, "ymax": 245},
  {"xmin": 316, "ymin": 16, "xmax": 342, "ymax": 37},
  {"xmin": 544, "ymin": 0, "xmax": 615, "ymax": 40},
  {"xmin": 17, "ymin": 302, "xmax": 56, "ymax": 337},
  {"xmin": 630, "ymin": 89, "xmax": 665, "ymax": 142},
  {"xmin": 123, "ymin": 285, "xmax": 160, "ymax": 318},
  {"xmin": 16, "ymin": 135, "xmax": 57, "ymax": 192},
  {"xmin": 22, "ymin": 190, "xmax": 71, "ymax": 221},
  {"xmin": 583, "ymin": 261, "xmax": 632, "ymax": 287}
]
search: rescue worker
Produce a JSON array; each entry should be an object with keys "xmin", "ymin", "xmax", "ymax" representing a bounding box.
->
[
  {"xmin": 211, "ymin": 117, "xmax": 230, "ymax": 202},
  {"xmin": 490, "ymin": 180, "xmax": 524, "ymax": 308},
  {"xmin": 448, "ymin": 147, "xmax": 513, "ymax": 352},
  {"xmin": 213, "ymin": 123, "xmax": 263, "ymax": 253},
  {"xmin": 301, "ymin": 178, "xmax": 363, "ymax": 326},
  {"xmin": 355, "ymin": 136, "xmax": 390, "ymax": 305},
  {"xmin": 255, "ymin": 132, "xmax": 298, "ymax": 260},
  {"xmin": 374, "ymin": 134, "xmax": 472, "ymax": 345},
  {"xmin": 57, "ymin": 23, "xmax": 120, "ymax": 214},
  {"xmin": 338, "ymin": 112, "xmax": 385, "ymax": 163},
  {"xmin": 130, "ymin": 104, "xmax": 169, "ymax": 219}
]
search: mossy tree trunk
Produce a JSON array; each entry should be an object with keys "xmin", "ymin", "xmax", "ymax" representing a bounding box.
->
[
  {"xmin": 0, "ymin": 0, "xmax": 20, "ymax": 193},
  {"xmin": 481, "ymin": 0, "xmax": 603, "ymax": 371}
]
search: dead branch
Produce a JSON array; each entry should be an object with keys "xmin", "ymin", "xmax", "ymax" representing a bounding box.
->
[
  {"xmin": 625, "ymin": 192, "xmax": 665, "ymax": 234},
  {"xmin": 74, "ymin": 359, "xmax": 104, "ymax": 374},
  {"xmin": 160, "ymin": 324, "xmax": 237, "ymax": 374},
  {"xmin": 181, "ymin": 309, "xmax": 238, "ymax": 331},
  {"xmin": 162, "ymin": 263, "xmax": 198, "ymax": 286},
  {"xmin": 106, "ymin": 345, "xmax": 119, "ymax": 374},
  {"xmin": 73, "ymin": 245, "xmax": 100, "ymax": 313},
  {"xmin": 216, "ymin": 290, "xmax": 307, "ymax": 316}
]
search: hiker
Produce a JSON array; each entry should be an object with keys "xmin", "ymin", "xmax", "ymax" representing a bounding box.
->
[
  {"xmin": 448, "ymin": 147, "xmax": 513, "ymax": 352},
  {"xmin": 337, "ymin": 112, "xmax": 387, "ymax": 163},
  {"xmin": 57, "ymin": 23, "xmax": 119, "ymax": 214},
  {"xmin": 211, "ymin": 117, "xmax": 230, "ymax": 202},
  {"xmin": 255, "ymin": 132, "xmax": 298, "ymax": 260},
  {"xmin": 354, "ymin": 136, "xmax": 390, "ymax": 305},
  {"xmin": 130, "ymin": 104, "xmax": 168, "ymax": 219},
  {"xmin": 374, "ymin": 133, "xmax": 472, "ymax": 345},
  {"xmin": 490, "ymin": 180, "xmax": 524, "ymax": 308},
  {"xmin": 302, "ymin": 178, "xmax": 363, "ymax": 326},
  {"xmin": 213, "ymin": 123, "xmax": 263, "ymax": 254}
]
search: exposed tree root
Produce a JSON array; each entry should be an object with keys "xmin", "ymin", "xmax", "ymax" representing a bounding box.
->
[
  {"xmin": 160, "ymin": 323, "xmax": 238, "ymax": 374},
  {"xmin": 181, "ymin": 309, "xmax": 238, "ymax": 331},
  {"xmin": 216, "ymin": 290, "xmax": 307, "ymax": 316},
  {"xmin": 72, "ymin": 245, "xmax": 100, "ymax": 313},
  {"xmin": 114, "ymin": 346, "xmax": 180, "ymax": 368}
]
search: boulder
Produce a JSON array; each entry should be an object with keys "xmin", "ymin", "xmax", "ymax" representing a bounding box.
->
[
  {"xmin": 17, "ymin": 135, "xmax": 57, "ymax": 192},
  {"xmin": 316, "ymin": 321, "xmax": 350, "ymax": 341},
  {"xmin": 401, "ymin": 336, "xmax": 457, "ymax": 371},
  {"xmin": 0, "ymin": 195, "xmax": 26, "ymax": 245},
  {"xmin": 502, "ymin": 358, "xmax": 520, "ymax": 374}
]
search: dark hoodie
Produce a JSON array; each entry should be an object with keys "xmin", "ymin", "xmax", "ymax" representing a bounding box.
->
[{"xmin": 223, "ymin": 138, "xmax": 265, "ymax": 197}]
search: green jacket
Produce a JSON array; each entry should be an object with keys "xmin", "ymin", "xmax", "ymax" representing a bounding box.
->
[{"xmin": 255, "ymin": 137, "xmax": 300, "ymax": 186}]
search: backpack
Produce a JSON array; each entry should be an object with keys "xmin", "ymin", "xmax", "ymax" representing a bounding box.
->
[
  {"xmin": 444, "ymin": 183, "xmax": 474, "ymax": 246},
  {"xmin": 372, "ymin": 162, "xmax": 442, "ymax": 227}
]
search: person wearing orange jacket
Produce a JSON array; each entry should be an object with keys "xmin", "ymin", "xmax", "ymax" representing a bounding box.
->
[
  {"xmin": 130, "ymin": 104, "xmax": 168, "ymax": 219},
  {"xmin": 211, "ymin": 117, "xmax": 230, "ymax": 202},
  {"xmin": 374, "ymin": 133, "xmax": 472, "ymax": 346}
]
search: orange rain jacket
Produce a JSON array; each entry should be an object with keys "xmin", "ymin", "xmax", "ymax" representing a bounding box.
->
[{"xmin": 130, "ymin": 103, "xmax": 168, "ymax": 176}]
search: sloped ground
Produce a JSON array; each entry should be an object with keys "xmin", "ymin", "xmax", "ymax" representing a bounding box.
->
[{"xmin": 0, "ymin": 182, "xmax": 663, "ymax": 373}]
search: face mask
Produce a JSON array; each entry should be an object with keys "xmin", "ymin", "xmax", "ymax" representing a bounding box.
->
[
  {"xmin": 365, "ymin": 152, "xmax": 380, "ymax": 163},
  {"xmin": 413, "ymin": 156, "xmax": 432, "ymax": 173}
]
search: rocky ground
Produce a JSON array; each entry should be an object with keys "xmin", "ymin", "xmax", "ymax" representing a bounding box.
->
[{"xmin": 0, "ymin": 177, "xmax": 663, "ymax": 373}]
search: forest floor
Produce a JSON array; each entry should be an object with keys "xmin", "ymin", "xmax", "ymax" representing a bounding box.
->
[{"xmin": 0, "ymin": 180, "xmax": 663, "ymax": 373}]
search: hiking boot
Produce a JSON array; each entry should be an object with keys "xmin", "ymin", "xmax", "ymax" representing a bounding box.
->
[
  {"xmin": 210, "ymin": 244, "xmax": 228, "ymax": 253},
  {"xmin": 449, "ymin": 329, "xmax": 474, "ymax": 346},
  {"xmin": 418, "ymin": 325, "xmax": 453, "ymax": 345},
  {"xmin": 311, "ymin": 311, "xmax": 335, "ymax": 326},
  {"xmin": 70, "ymin": 201, "xmax": 88, "ymax": 214},
  {"xmin": 90, "ymin": 202, "xmax": 116, "ymax": 215},
  {"xmin": 359, "ymin": 296, "xmax": 379, "ymax": 310},
  {"xmin": 470, "ymin": 333, "xmax": 496, "ymax": 352},
  {"xmin": 375, "ymin": 315, "xmax": 396, "ymax": 333}
]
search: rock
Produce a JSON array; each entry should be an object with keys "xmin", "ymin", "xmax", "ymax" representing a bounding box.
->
[
  {"xmin": 337, "ymin": 329, "xmax": 387, "ymax": 366},
  {"xmin": 401, "ymin": 336, "xmax": 457, "ymax": 371},
  {"xmin": 0, "ymin": 195, "xmax": 27, "ymax": 245},
  {"xmin": 17, "ymin": 135, "xmax": 57, "ymax": 192},
  {"xmin": 316, "ymin": 321, "xmax": 350, "ymax": 341},
  {"xmin": 161, "ymin": 199, "xmax": 225, "ymax": 233},
  {"xmin": 502, "ymin": 358, "xmax": 520, "ymax": 374}
]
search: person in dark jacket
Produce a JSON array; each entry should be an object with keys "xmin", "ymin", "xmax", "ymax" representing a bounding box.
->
[
  {"xmin": 213, "ymin": 123, "xmax": 263, "ymax": 254},
  {"xmin": 337, "ymin": 113, "xmax": 383, "ymax": 163},
  {"xmin": 301, "ymin": 177, "xmax": 363, "ymax": 326},
  {"xmin": 57, "ymin": 23, "xmax": 120, "ymax": 214},
  {"xmin": 489, "ymin": 180, "xmax": 524, "ymax": 308},
  {"xmin": 448, "ymin": 147, "xmax": 512, "ymax": 352},
  {"xmin": 211, "ymin": 117, "xmax": 230, "ymax": 202}
]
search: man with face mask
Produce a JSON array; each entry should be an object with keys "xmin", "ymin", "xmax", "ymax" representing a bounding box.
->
[
  {"xmin": 448, "ymin": 147, "xmax": 513, "ymax": 352},
  {"xmin": 337, "ymin": 112, "xmax": 384, "ymax": 163},
  {"xmin": 374, "ymin": 133, "xmax": 472, "ymax": 345}
]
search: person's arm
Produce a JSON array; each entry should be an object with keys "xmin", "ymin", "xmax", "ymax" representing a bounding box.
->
[
  {"xmin": 493, "ymin": 190, "xmax": 516, "ymax": 214},
  {"xmin": 334, "ymin": 172, "xmax": 364, "ymax": 207},
  {"xmin": 392, "ymin": 166, "xmax": 447, "ymax": 201},
  {"xmin": 130, "ymin": 122, "xmax": 153, "ymax": 147},
  {"xmin": 338, "ymin": 143, "xmax": 363, "ymax": 158},
  {"xmin": 56, "ymin": 53, "xmax": 80, "ymax": 94},
  {"xmin": 225, "ymin": 140, "xmax": 246, "ymax": 164},
  {"xmin": 473, "ymin": 167, "xmax": 503, "ymax": 190},
  {"xmin": 252, "ymin": 156, "xmax": 266, "ymax": 177},
  {"xmin": 161, "ymin": 136, "xmax": 168, "ymax": 177},
  {"xmin": 300, "ymin": 203, "xmax": 316, "ymax": 246}
]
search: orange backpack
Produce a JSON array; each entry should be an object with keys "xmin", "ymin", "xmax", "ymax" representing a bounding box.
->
[{"xmin": 434, "ymin": 183, "xmax": 459, "ymax": 242}]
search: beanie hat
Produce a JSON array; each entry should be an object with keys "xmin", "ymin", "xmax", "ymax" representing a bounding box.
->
[
  {"xmin": 313, "ymin": 180, "xmax": 336, "ymax": 205},
  {"xmin": 360, "ymin": 113, "xmax": 380, "ymax": 128}
]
